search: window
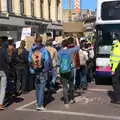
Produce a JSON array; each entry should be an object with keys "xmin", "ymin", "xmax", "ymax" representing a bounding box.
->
[
  {"xmin": 20, "ymin": 0, "xmax": 24, "ymax": 15},
  {"xmin": 101, "ymin": 1, "xmax": 120, "ymax": 20},
  {"xmin": 96, "ymin": 24, "xmax": 120, "ymax": 54},
  {"xmin": 48, "ymin": 0, "xmax": 51, "ymax": 20},
  {"xmin": 31, "ymin": 0, "xmax": 34, "ymax": 17},
  {"xmin": 7, "ymin": 0, "xmax": 13, "ymax": 13},
  {"xmin": 57, "ymin": 0, "xmax": 60, "ymax": 20},
  {"xmin": 40, "ymin": 0, "xmax": 43, "ymax": 18}
]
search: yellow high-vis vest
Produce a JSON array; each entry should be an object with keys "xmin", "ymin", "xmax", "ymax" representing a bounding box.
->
[{"xmin": 110, "ymin": 41, "xmax": 120, "ymax": 72}]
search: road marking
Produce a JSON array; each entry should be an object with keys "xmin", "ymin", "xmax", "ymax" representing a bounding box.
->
[
  {"xmin": 17, "ymin": 108, "xmax": 120, "ymax": 120},
  {"xmin": 16, "ymin": 101, "xmax": 36, "ymax": 110},
  {"xmin": 16, "ymin": 88, "xmax": 119, "ymax": 119},
  {"xmin": 16, "ymin": 88, "xmax": 63, "ymax": 110},
  {"xmin": 88, "ymin": 88, "xmax": 111, "ymax": 92}
]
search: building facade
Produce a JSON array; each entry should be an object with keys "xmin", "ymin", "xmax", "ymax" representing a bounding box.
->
[{"xmin": 0, "ymin": 0, "xmax": 63, "ymax": 41}]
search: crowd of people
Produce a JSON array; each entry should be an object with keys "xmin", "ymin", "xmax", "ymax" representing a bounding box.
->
[{"xmin": 0, "ymin": 35, "xmax": 95, "ymax": 110}]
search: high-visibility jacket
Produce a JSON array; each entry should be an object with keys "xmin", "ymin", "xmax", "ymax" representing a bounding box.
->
[{"xmin": 110, "ymin": 41, "xmax": 120, "ymax": 72}]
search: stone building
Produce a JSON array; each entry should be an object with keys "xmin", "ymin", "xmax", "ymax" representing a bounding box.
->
[{"xmin": 0, "ymin": 0, "xmax": 63, "ymax": 41}]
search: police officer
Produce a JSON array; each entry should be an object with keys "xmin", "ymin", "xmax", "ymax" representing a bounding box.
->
[{"xmin": 110, "ymin": 38, "xmax": 120, "ymax": 104}]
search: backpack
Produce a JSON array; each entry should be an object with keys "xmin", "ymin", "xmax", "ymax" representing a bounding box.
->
[
  {"xmin": 32, "ymin": 49, "xmax": 42, "ymax": 69},
  {"xmin": 60, "ymin": 52, "xmax": 72, "ymax": 73}
]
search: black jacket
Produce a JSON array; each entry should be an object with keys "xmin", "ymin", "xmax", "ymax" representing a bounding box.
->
[
  {"xmin": 13, "ymin": 48, "xmax": 28, "ymax": 69},
  {"xmin": 0, "ymin": 47, "xmax": 9, "ymax": 73}
]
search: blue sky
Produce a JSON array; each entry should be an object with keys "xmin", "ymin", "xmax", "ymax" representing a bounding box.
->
[{"xmin": 62, "ymin": 0, "xmax": 96, "ymax": 11}]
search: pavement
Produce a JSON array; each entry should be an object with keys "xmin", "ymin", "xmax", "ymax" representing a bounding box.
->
[{"xmin": 1, "ymin": 84, "xmax": 120, "ymax": 120}]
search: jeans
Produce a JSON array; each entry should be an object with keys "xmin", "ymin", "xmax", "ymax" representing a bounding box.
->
[
  {"xmin": 16, "ymin": 67, "xmax": 28, "ymax": 93},
  {"xmin": 112, "ymin": 63, "xmax": 120, "ymax": 101},
  {"xmin": 79, "ymin": 66, "xmax": 88, "ymax": 89},
  {"xmin": 0, "ymin": 71, "xmax": 7, "ymax": 104},
  {"xmin": 87, "ymin": 59, "xmax": 94, "ymax": 82},
  {"xmin": 75, "ymin": 68, "xmax": 81, "ymax": 89},
  {"xmin": 51, "ymin": 68, "xmax": 57, "ymax": 84},
  {"xmin": 60, "ymin": 71, "xmax": 74, "ymax": 104},
  {"xmin": 35, "ymin": 72, "xmax": 47, "ymax": 107}
]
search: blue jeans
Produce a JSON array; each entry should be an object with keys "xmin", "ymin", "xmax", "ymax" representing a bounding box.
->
[
  {"xmin": 51, "ymin": 68, "xmax": 57, "ymax": 84},
  {"xmin": 79, "ymin": 66, "xmax": 88, "ymax": 89},
  {"xmin": 35, "ymin": 72, "xmax": 47, "ymax": 107},
  {"xmin": 0, "ymin": 71, "xmax": 7, "ymax": 104}
]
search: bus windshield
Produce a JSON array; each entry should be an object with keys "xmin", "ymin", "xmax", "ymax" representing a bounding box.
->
[{"xmin": 96, "ymin": 24, "xmax": 120, "ymax": 54}]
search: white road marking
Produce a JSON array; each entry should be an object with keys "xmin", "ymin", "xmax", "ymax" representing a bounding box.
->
[
  {"xmin": 16, "ymin": 101, "xmax": 36, "ymax": 110},
  {"xmin": 88, "ymin": 88, "xmax": 111, "ymax": 92},
  {"xmin": 17, "ymin": 108, "xmax": 120, "ymax": 120},
  {"xmin": 16, "ymin": 88, "xmax": 63, "ymax": 110},
  {"xmin": 16, "ymin": 88, "xmax": 119, "ymax": 119}
]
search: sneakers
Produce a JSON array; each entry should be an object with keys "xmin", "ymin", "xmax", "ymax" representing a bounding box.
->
[
  {"xmin": 64, "ymin": 104, "xmax": 70, "ymax": 109},
  {"xmin": 69, "ymin": 100, "xmax": 75, "ymax": 104},
  {"xmin": 0, "ymin": 104, "xmax": 4, "ymax": 110},
  {"xmin": 36, "ymin": 106, "xmax": 46, "ymax": 111}
]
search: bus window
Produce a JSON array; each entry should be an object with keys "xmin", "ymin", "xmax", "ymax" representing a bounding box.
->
[{"xmin": 101, "ymin": 1, "xmax": 120, "ymax": 20}]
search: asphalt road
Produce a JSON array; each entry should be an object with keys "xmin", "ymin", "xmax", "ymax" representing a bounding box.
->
[{"xmin": 1, "ymin": 84, "xmax": 120, "ymax": 120}]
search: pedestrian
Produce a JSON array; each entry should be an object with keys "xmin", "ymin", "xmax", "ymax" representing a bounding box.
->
[
  {"xmin": 58, "ymin": 37, "xmax": 80, "ymax": 108},
  {"xmin": 46, "ymin": 39, "xmax": 58, "ymax": 88},
  {"xmin": 28, "ymin": 36, "xmax": 51, "ymax": 111},
  {"xmin": 13, "ymin": 40, "xmax": 28, "ymax": 95},
  {"xmin": 7, "ymin": 39, "xmax": 16, "ymax": 96},
  {"xmin": 77, "ymin": 42, "xmax": 88, "ymax": 90},
  {"xmin": 110, "ymin": 37, "xmax": 120, "ymax": 104},
  {"xmin": 0, "ymin": 37, "xmax": 9, "ymax": 110},
  {"xmin": 86, "ymin": 42, "xmax": 95, "ymax": 83}
]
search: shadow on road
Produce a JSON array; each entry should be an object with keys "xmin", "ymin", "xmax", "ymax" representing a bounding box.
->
[
  {"xmin": 107, "ymin": 90, "xmax": 115, "ymax": 103},
  {"xmin": 44, "ymin": 89, "xmax": 56, "ymax": 106},
  {"xmin": 4, "ymin": 96, "xmax": 24, "ymax": 107}
]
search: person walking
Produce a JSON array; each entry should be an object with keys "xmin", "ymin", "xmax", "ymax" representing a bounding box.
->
[
  {"xmin": 58, "ymin": 37, "xmax": 80, "ymax": 108},
  {"xmin": 110, "ymin": 38, "xmax": 120, "ymax": 104},
  {"xmin": 78, "ymin": 43, "xmax": 88, "ymax": 90},
  {"xmin": 13, "ymin": 40, "xmax": 28, "ymax": 95},
  {"xmin": 28, "ymin": 36, "xmax": 51, "ymax": 111},
  {"xmin": 46, "ymin": 39, "xmax": 58, "ymax": 88},
  {"xmin": 0, "ymin": 37, "xmax": 9, "ymax": 110}
]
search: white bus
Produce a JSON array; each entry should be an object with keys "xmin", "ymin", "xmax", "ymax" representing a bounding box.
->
[{"xmin": 95, "ymin": 0, "xmax": 120, "ymax": 84}]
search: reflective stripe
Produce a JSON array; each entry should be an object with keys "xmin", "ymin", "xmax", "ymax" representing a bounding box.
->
[
  {"xmin": 110, "ymin": 60, "xmax": 120, "ymax": 63},
  {"xmin": 112, "ymin": 63, "xmax": 118, "ymax": 72},
  {"xmin": 111, "ymin": 54, "xmax": 120, "ymax": 58},
  {"xmin": 110, "ymin": 57, "xmax": 120, "ymax": 62}
]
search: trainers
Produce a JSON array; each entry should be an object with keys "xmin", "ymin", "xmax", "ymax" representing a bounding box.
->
[
  {"xmin": 36, "ymin": 106, "xmax": 46, "ymax": 111},
  {"xmin": 64, "ymin": 104, "xmax": 69, "ymax": 109},
  {"xmin": 0, "ymin": 104, "xmax": 4, "ymax": 110},
  {"xmin": 69, "ymin": 100, "xmax": 75, "ymax": 104}
]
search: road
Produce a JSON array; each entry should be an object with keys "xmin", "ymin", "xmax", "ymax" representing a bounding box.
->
[{"xmin": 1, "ymin": 84, "xmax": 120, "ymax": 120}]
